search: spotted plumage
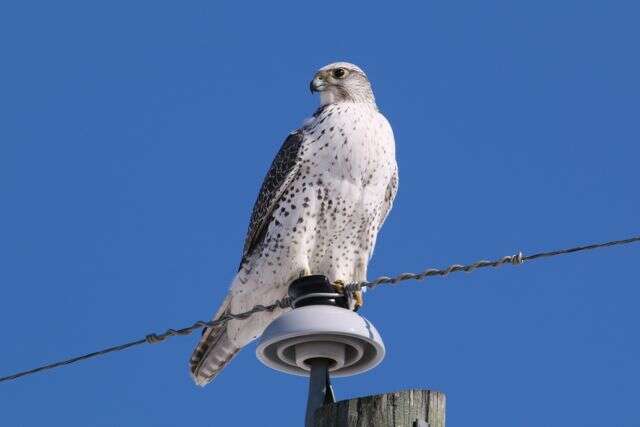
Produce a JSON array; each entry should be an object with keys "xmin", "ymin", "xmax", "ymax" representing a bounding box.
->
[
  {"xmin": 241, "ymin": 130, "xmax": 305, "ymax": 267},
  {"xmin": 190, "ymin": 62, "xmax": 398, "ymax": 386}
]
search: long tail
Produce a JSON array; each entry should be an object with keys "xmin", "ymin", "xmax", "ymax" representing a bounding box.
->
[
  {"xmin": 189, "ymin": 295, "xmax": 239, "ymax": 386},
  {"xmin": 189, "ymin": 274, "xmax": 289, "ymax": 386}
]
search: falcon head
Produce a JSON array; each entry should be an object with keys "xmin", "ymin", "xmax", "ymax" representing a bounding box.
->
[{"xmin": 310, "ymin": 62, "xmax": 376, "ymax": 106}]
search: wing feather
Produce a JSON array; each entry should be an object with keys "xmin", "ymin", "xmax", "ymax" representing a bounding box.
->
[
  {"xmin": 379, "ymin": 166, "xmax": 398, "ymax": 228},
  {"xmin": 239, "ymin": 130, "xmax": 304, "ymax": 267}
]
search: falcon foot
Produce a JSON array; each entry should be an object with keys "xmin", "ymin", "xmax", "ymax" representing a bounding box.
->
[
  {"xmin": 332, "ymin": 280, "xmax": 363, "ymax": 312},
  {"xmin": 332, "ymin": 279, "xmax": 345, "ymax": 294},
  {"xmin": 354, "ymin": 290, "xmax": 363, "ymax": 311}
]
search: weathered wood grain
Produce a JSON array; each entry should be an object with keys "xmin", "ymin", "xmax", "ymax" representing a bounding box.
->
[{"xmin": 314, "ymin": 389, "xmax": 445, "ymax": 427}]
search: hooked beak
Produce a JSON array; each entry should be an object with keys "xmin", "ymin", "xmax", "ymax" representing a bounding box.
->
[{"xmin": 309, "ymin": 72, "xmax": 327, "ymax": 94}]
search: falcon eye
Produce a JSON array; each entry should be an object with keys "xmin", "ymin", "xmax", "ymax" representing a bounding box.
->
[{"xmin": 332, "ymin": 68, "xmax": 347, "ymax": 79}]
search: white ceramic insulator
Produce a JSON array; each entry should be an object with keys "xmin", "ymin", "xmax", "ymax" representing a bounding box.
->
[
  {"xmin": 294, "ymin": 341, "xmax": 346, "ymax": 371},
  {"xmin": 256, "ymin": 305, "xmax": 385, "ymax": 377}
]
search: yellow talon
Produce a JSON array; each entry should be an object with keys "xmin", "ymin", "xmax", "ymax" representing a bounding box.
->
[
  {"xmin": 332, "ymin": 279, "xmax": 345, "ymax": 294},
  {"xmin": 333, "ymin": 280, "xmax": 363, "ymax": 310},
  {"xmin": 354, "ymin": 290, "xmax": 363, "ymax": 310}
]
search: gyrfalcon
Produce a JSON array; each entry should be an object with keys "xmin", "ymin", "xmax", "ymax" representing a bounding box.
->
[{"xmin": 190, "ymin": 62, "xmax": 398, "ymax": 386}]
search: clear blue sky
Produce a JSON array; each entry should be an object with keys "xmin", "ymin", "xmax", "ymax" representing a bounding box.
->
[{"xmin": 1, "ymin": 1, "xmax": 639, "ymax": 425}]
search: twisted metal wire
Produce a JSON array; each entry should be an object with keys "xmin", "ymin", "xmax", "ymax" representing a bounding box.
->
[
  {"xmin": 0, "ymin": 298, "xmax": 292, "ymax": 383},
  {"xmin": 1, "ymin": 235, "xmax": 638, "ymax": 384},
  {"xmin": 345, "ymin": 252, "xmax": 524, "ymax": 292}
]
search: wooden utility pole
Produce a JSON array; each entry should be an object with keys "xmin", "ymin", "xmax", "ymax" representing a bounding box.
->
[{"xmin": 313, "ymin": 389, "xmax": 446, "ymax": 427}]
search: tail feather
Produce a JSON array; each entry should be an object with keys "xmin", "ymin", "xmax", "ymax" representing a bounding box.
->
[
  {"xmin": 189, "ymin": 276, "xmax": 288, "ymax": 386},
  {"xmin": 189, "ymin": 296, "xmax": 239, "ymax": 386}
]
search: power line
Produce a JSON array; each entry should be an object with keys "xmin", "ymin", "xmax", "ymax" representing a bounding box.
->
[
  {"xmin": 1, "ymin": 235, "xmax": 639, "ymax": 384},
  {"xmin": 349, "ymin": 235, "xmax": 640, "ymax": 290}
]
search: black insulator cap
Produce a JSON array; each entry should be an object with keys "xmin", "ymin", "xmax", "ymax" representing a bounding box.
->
[{"xmin": 288, "ymin": 275, "xmax": 349, "ymax": 309}]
